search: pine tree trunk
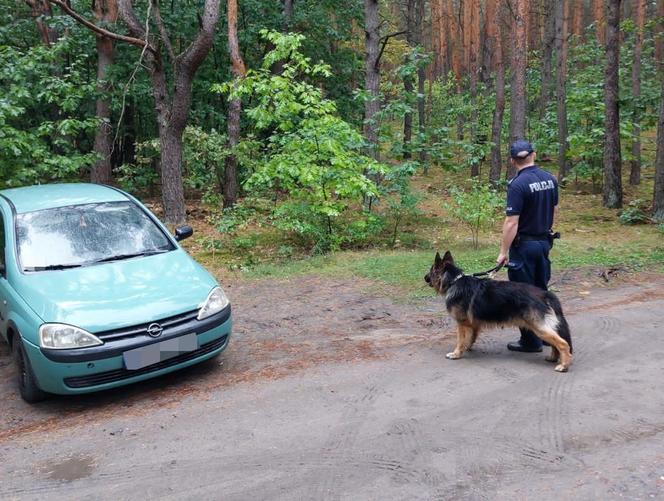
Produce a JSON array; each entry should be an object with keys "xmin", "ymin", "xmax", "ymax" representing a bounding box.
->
[
  {"xmin": 152, "ymin": 61, "xmax": 188, "ymax": 225},
  {"xmin": 592, "ymin": 0, "xmax": 605, "ymax": 44},
  {"xmin": 403, "ymin": 0, "xmax": 416, "ymax": 159},
  {"xmin": 489, "ymin": 0, "xmax": 505, "ymax": 184},
  {"xmin": 91, "ymin": 35, "xmax": 114, "ymax": 184},
  {"xmin": 555, "ymin": 0, "xmax": 570, "ymax": 181},
  {"xmin": 431, "ymin": 0, "xmax": 443, "ymax": 78},
  {"xmin": 603, "ymin": 0, "xmax": 623, "ymax": 209},
  {"xmin": 450, "ymin": 0, "xmax": 462, "ymax": 84},
  {"xmin": 508, "ymin": 0, "xmax": 528, "ymax": 179},
  {"xmin": 416, "ymin": 0, "xmax": 426, "ymax": 164},
  {"xmin": 224, "ymin": 0, "xmax": 247, "ymax": 208},
  {"xmin": 283, "ymin": 0, "xmax": 293, "ymax": 26},
  {"xmin": 655, "ymin": 0, "xmax": 664, "ymax": 67},
  {"xmin": 403, "ymin": 75, "xmax": 414, "ymax": 159},
  {"xmin": 463, "ymin": 0, "xmax": 471, "ymax": 74},
  {"xmin": 469, "ymin": 0, "xmax": 480, "ymax": 176},
  {"xmin": 571, "ymin": 1, "xmax": 583, "ymax": 38},
  {"xmin": 440, "ymin": 0, "xmax": 450, "ymax": 76},
  {"xmin": 653, "ymin": 78, "xmax": 664, "ymax": 221},
  {"xmin": 629, "ymin": 0, "xmax": 645, "ymax": 185},
  {"xmin": 540, "ymin": 0, "xmax": 555, "ymax": 117},
  {"xmin": 160, "ymin": 126, "xmax": 187, "ymax": 225},
  {"xmin": 91, "ymin": 0, "xmax": 118, "ymax": 185},
  {"xmin": 25, "ymin": 0, "xmax": 59, "ymax": 46},
  {"xmin": 224, "ymin": 97, "xmax": 241, "ymax": 208},
  {"xmin": 364, "ymin": 0, "xmax": 381, "ymax": 160}
]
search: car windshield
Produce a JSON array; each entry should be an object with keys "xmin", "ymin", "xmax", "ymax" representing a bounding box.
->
[{"xmin": 16, "ymin": 201, "xmax": 174, "ymax": 271}]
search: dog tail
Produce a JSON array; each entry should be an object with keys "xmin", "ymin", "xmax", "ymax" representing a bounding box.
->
[{"xmin": 546, "ymin": 292, "xmax": 573, "ymax": 354}]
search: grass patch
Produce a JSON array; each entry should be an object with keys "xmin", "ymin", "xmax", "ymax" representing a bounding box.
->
[
  {"xmin": 188, "ymin": 161, "xmax": 664, "ymax": 299},
  {"xmin": 208, "ymin": 239, "xmax": 664, "ymax": 301}
]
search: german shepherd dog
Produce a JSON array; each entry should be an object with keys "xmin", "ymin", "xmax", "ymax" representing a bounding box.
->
[{"xmin": 425, "ymin": 251, "xmax": 573, "ymax": 372}]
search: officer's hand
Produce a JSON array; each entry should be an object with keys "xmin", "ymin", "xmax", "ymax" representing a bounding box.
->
[{"xmin": 496, "ymin": 253, "xmax": 508, "ymax": 267}]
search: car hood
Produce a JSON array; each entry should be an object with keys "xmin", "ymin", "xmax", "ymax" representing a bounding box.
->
[{"xmin": 14, "ymin": 250, "xmax": 219, "ymax": 333}]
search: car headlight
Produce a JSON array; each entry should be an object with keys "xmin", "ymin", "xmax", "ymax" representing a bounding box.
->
[
  {"xmin": 198, "ymin": 286, "xmax": 230, "ymax": 320},
  {"xmin": 39, "ymin": 324, "xmax": 103, "ymax": 349}
]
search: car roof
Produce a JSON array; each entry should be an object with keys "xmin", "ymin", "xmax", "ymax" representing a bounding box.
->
[{"xmin": 0, "ymin": 183, "xmax": 130, "ymax": 214}]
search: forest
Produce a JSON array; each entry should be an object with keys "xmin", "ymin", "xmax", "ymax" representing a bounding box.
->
[{"xmin": 1, "ymin": 0, "xmax": 663, "ymax": 266}]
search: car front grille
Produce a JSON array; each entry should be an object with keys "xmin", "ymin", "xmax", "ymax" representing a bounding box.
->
[
  {"xmin": 95, "ymin": 310, "xmax": 200, "ymax": 341},
  {"xmin": 63, "ymin": 335, "xmax": 228, "ymax": 389}
]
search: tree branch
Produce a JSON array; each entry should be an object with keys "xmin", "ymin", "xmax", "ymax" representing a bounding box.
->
[
  {"xmin": 376, "ymin": 30, "xmax": 407, "ymax": 70},
  {"xmin": 46, "ymin": 0, "xmax": 155, "ymax": 52},
  {"xmin": 118, "ymin": 0, "xmax": 146, "ymax": 39},
  {"xmin": 151, "ymin": 0, "xmax": 176, "ymax": 64},
  {"xmin": 178, "ymin": 0, "xmax": 221, "ymax": 72}
]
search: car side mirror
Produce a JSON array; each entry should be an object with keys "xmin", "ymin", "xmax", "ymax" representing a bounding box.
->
[{"xmin": 174, "ymin": 225, "xmax": 193, "ymax": 241}]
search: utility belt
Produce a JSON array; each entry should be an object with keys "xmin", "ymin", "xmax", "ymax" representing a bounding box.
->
[{"xmin": 514, "ymin": 231, "xmax": 561, "ymax": 247}]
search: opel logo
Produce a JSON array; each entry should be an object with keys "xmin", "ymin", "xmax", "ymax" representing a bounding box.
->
[{"xmin": 146, "ymin": 323, "xmax": 163, "ymax": 338}]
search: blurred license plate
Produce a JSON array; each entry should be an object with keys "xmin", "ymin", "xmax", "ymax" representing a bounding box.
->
[{"xmin": 123, "ymin": 333, "xmax": 198, "ymax": 370}]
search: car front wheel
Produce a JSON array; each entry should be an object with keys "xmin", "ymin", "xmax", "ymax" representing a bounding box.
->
[{"xmin": 13, "ymin": 337, "xmax": 47, "ymax": 403}]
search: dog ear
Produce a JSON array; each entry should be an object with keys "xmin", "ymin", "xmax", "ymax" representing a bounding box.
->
[
  {"xmin": 442, "ymin": 250, "xmax": 454, "ymax": 266},
  {"xmin": 434, "ymin": 252, "xmax": 442, "ymax": 267}
]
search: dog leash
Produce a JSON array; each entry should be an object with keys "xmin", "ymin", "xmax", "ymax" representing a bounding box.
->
[{"xmin": 471, "ymin": 262, "xmax": 507, "ymax": 279}]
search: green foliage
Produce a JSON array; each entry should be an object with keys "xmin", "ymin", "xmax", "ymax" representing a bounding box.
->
[
  {"xmin": 424, "ymin": 76, "xmax": 493, "ymax": 174},
  {"xmin": 214, "ymin": 203, "xmax": 258, "ymax": 234},
  {"xmin": 619, "ymin": 199, "xmax": 650, "ymax": 225},
  {"xmin": 446, "ymin": 179, "xmax": 503, "ymax": 248},
  {"xmin": 214, "ymin": 31, "xmax": 386, "ymax": 253},
  {"xmin": 565, "ymin": 36, "xmax": 606, "ymax": 188},
  {"xmin": 0, "ymin": 40, "xmax": 98, "ymax": 187},
  {"xmin": 196, "ymin": 235, "xmax": 224, "ymax": 257},
  {"xmin": 118, "ymin": 126, "xmax": 228, "ymax": 199}
]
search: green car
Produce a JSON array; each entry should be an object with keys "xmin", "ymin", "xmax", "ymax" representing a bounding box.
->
[{"xmin": 0, "ymin": 183, "xmax": 232, "ymax": 402}]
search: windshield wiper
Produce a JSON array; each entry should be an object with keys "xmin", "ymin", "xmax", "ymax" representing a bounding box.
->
[
  {"xmin": 25, "ymin": 264, "xmax": 83, "ymax": 271},
  {"xmin": 92, "ymin": 249, "xmax": 170, "ymax": 264}
]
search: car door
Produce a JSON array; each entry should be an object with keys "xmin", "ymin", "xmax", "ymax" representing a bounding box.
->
[{"xmin": 0, "ymin": 207, "xmax": 10, "ymax": 338}]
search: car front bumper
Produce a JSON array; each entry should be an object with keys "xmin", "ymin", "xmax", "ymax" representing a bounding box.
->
[{"xmin": 22, "ymin": 307, "xmax": 232, "ymax": 395}]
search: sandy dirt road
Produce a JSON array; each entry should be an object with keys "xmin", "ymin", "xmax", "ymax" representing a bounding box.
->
[{"xmin": 0, "ymin": 271, "xmax": 663, "ymax": 500}]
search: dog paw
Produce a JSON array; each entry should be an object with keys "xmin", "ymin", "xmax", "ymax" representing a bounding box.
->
[
  {"xmin": 446, "ymin": 352, "xmax": 461, "ymax": 360},
  {"xmin": 554, "ymin": 364, "xmax": 568, "ymax": 372}
]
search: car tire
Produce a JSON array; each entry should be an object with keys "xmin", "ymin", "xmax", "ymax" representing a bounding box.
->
[{"xmin": 13, "ymin": 337, "xmax": 47, "ymax": 403}]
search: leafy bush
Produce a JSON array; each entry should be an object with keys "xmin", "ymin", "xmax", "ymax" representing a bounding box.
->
[
  {"xmin": 196, "ymin": 236, "xmax": 223, "ymax": 257},
  {"xmin": 213, "ymin": 31, "xmax": 386, "ymax": 253},
  {"xmin": 0, "ymin": 41, "xmax": 98, "ymax": 187},
  {"xmin": 118, "ymin": 126, "xmax": 228, "ymax": 200},
  {"xmin": 619, "ymin": 199, "xmax": 650, "ymax": 225},
  {"xmin": 214, "ymin": 203, "xmax": 258, "ymax": 234},
  {"xmin": 446, "ymin": 179, "xmax": 504, "ymax": 248}
]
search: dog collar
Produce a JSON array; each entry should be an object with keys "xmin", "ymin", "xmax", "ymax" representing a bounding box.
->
[{"xmin": 452, "ymin": 273, "xmax": 464, "ymax": 283}]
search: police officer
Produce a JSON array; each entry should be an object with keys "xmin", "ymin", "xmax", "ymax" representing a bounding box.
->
[{"xmin": 496, "ymin": 140, "xmax": 558, "ymax": 352}]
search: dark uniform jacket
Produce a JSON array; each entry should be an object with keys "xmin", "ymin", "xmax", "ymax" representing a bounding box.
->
[{"xmin": 506, "ymin": 165, "xmax": 558, "ymax": 237}]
